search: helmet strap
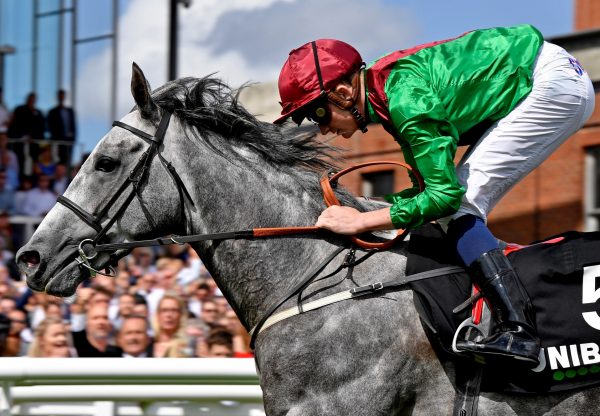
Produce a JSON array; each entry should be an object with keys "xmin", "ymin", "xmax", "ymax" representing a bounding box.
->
[
  {"xmin": 326, "ymin": 71, "xmax": 369, "ymax": 133},
  {"xmin": 311, "ymin": 41, "xmax": 369, "ymax": 133}
]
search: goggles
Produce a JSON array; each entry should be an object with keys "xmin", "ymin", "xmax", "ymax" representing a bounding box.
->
[{"xmin": 291, "ymin": 97, "xmax": 331, "ymax": 126}]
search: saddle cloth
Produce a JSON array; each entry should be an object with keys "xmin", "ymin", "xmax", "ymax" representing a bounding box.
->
[{"xmin": 407, "ymin": 223, "xmax": 600, "ymax": 394}]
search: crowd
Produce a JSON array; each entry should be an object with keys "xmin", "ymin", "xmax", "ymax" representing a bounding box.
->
[
  {"xmin": 0, "ymin": 87, "xmax": 75, "ymax": 221},
  {"xmin": 0, "ymin": 244, "xmax": 254, "ymax": 358},
  {"xmin": 0, "ymin": 88, "xmax": 254, "ymax": 359}
]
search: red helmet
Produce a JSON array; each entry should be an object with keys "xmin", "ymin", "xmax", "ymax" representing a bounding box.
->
[{"xmin": 274, "ymin": 39, "xmax": 363, "ymax": 124}]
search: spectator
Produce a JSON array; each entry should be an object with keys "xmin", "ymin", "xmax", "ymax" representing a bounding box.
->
[
  {"xmin": 0, "ymin": 233, "xmax": 18, "ymax": 282},
  {"xmin": 14, "ymin": 175, "xmax": 33, "ymax": 216},
  {"xmin": 43, "ymin": 301, "xmax": 63, "ymax": 321},
  {"xmin": 0, "ymin": 87, "xmax": 9, "ymax": 134},
  {"xmin": 0, "ymin": 217, "xmax": 15, "ymax": 256},
  {"xmin": 47, "ymin": 89, "xmax": 76, "ymax": 166},
  {"xmin": 19, "ymin": 174, "xmax": 56, "ymax": 217},
  {"xmin": 146, "ymin": 266, "xmax": 179, "ymax": 315},
  {"xmin": 0, "ymin": 133, "xmax": 19, "ymax": 191},
  {"xmin": 114, "ymin": 270, "xmax": 132, "ymax": 295},
  {"xmin": 152, "ymin": 294, "xmax": 189, "ymax": 357},
  {"xmin": 33, "ymin": 144, "xmax": 57, "ymax": 179},
  {"xmin": 132, "ymin": 294, "xmax": 151, "ymax": 328},
  {"xmin": 118, "ymin": 315, "xmax": 152, "ymax": 358},
  {"xmin": 7, "ymin": 308, "xmax": 30, "ymax": 356},
  {"xmin": 199, "ymin": 300, "xmax": 220, "ymax": 329},
  {"xmin": 0, "ymin": 296, "xmax": 17, "ymax": 314},
  {"xmin": 187, "ymin": 280, "xmax": 214, "ymax": 318},
  {"xmin": 0, "ymin": 313, "xmax": 9, "ymax": 356},
  {"xmin": 52, "ymin": 163, "xmax": 69, "ymax": 195},
  {"xmin": 214, "ymin": 296, "xmax": 230, "ymax": 317},
  {"xmin": 89, "ymin": 285, "xmax": 114, "ymax": 307},
  {"xmin": 176, "ymin": 246, "xmax": 203, "ymax": 286},
  {"xmin": 130, "ymin": 247, "xmax": 156, "ymax": 274},
  {"xmin": 0, "ymin": 171, "xmax": 16, "ymax": 215},
  {"xmin": 205, "ymin": 329, "xmax": 234, "ymax": 358},
  {"xmin": 72, "ymin": 303, "xmax": 121, "ymax": 357},
  {"xmin": 7, "ymin": 92, "xmax": 45, "ymax": 167},
  {"xmin": 69, "ymin": 286, "xmax": 115, "ymax": 332},
  {"xmin": 223, "ymin": 309, "xmax": 253, "ymax": 358},
  {"xmin": 133, "ymin": 272, "xmax": 157, "ymax": 299},
  {"xmin": 112, "ymin": 293, "xmax": 135, "ymax": 330},
  {"xmin": 28, "ymin": 317, "xmax": 74, "ymax": 357}
]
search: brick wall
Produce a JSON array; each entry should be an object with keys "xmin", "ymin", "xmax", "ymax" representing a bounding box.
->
[{"xmin": 576, "ymin": 0, "xmax": 600, "ymax": 30}]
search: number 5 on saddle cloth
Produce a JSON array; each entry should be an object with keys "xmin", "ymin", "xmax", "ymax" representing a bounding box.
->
[{"xmin": 406, "ymin": 223, "xmax": 600, "ymax": 394}]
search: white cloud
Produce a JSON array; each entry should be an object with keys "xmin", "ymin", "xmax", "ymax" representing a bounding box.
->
[{"xmin": 75, "ymin": 0, "xmax": 418, "ymax": 150}]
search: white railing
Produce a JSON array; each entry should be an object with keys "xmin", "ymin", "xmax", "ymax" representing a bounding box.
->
[
  {"xmin": 0, "ymin": 358, "xmax": 264, "ymax": 416},
  {"xmin": 7, "ymin": 138, "xmax": 78, "ymax": 174}
]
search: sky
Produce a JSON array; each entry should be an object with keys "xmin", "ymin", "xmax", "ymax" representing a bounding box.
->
[{"xmin": 74, "ymin": 0, "xmax": 576, "ymax": 154}]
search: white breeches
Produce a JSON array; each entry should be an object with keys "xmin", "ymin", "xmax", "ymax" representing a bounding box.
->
[{"xmin": 440, "ymin": 41, "xmax": 596, "ymax": 226}]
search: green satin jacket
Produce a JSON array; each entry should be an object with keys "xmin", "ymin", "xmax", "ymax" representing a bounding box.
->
[{"xmin": 365, "ymin": 24, "xmax": 544, "ymax": 229}]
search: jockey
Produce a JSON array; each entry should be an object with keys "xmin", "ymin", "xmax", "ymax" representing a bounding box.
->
[{"xmin": 274, "ymin": 24, "xmax": 595, "ymax": 366}]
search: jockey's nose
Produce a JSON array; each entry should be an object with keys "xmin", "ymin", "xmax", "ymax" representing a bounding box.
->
[{"xmin": 319, "ymin": 125, "xmax": 329, "ymax": 135}]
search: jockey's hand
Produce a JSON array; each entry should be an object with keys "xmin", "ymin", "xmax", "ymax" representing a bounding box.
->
[
  {"xmin": 315, "ymin": 206, "xmax": 365, "ymax": 235},
  {"xmin": 315, "ymin": 205, "xmax": 395, "ymax": 235}
]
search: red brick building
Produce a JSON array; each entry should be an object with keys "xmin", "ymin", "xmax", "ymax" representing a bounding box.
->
[{"xmin": 327, "ymin": 0, "xmax": 600, "ymax": 244}]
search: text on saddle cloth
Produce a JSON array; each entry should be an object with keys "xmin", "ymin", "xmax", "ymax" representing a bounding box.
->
[{"xmin": 407, "ymin": 223, "xmax": 600, "ymax": 394}]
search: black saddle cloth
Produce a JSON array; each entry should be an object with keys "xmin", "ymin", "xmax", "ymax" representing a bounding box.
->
[{"xmin": 407, "ymin": 223, "xmax": 600, "ymax": 394}]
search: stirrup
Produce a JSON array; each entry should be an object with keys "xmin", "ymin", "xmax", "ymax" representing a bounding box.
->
[{"xmin": 452, "ymin": 317, "xmax": 487, "ymax": 354}]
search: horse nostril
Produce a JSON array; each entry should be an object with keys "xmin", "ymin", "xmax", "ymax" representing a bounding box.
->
[{"xmin": 18, "ymin": 251, "xmax": 41, "ymax": 269}]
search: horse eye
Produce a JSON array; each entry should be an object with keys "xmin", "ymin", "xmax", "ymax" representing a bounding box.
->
[{"xmin": 94, "ymin": 157, "xmax": 119, "ymax": 173}]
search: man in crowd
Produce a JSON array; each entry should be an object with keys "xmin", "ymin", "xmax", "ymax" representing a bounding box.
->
[
  {"xmin": 47, "ymin": 89, "xmax": 76, "ymax": 165},
  {"xmin": 7, "ymin": 92, "xmax": 45, "ymax": 167},
  {"xmin": 0, "ymin": 313, "xmax": 9, "ymax": 356},
  {"xmin": 19, "ymin": 174, "xmax": 56, "ymax": 217},
  {"xmin": 0, "ymin": 133, "xmax": 19, "ymax": 191},
  {"xmin": 118, "ymin": 315, "xmax": 152, "ymax": 358},
  {"xmin": 72, "ymin": 303, "xmax": 121, "ymax": 357},
  {"xmin": 7, "ymin": 308, "xmax": 30, "ymax": 356}
]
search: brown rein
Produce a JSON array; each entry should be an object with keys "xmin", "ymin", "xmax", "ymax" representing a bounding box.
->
[{"xmin": 93, "ymin": 161, "xmax": 423, "ymax": 254}]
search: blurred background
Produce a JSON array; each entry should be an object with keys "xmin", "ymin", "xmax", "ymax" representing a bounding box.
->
[{"xmin": 0, "ymin": 0, "xmax": 598, "ymax": 414}]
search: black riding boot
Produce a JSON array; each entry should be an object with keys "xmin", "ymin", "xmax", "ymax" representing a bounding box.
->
[{"xmin": 456, "ymin": 248, "xmax": 541, "ymax": 366}]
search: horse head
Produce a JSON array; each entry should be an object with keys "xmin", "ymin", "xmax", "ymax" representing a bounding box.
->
[{"xmin": 16, "ymin": 63, "xmax": 187, "ymax": 297}]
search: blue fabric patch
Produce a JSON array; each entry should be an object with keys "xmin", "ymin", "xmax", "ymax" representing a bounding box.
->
[
  {"xmin": 446, "ymin": 214, "xmax": 499, "ymax": 266},
  {"xmin": 569, "ymin": 57, "xmax": 585, "ymax": 76}
]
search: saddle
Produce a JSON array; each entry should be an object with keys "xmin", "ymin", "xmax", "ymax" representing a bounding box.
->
[{"xmin": 408, "ymin": 223, "xmax": 600, "ymax": 394}]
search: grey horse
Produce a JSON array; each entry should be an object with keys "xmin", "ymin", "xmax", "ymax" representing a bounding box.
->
[{"xmin": 16, "ymin": 64, "xmax": 600, "ymax": 415}]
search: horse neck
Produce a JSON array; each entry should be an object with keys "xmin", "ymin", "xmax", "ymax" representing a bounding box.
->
[{"xmin": 178, "ymin": 136, "xmax": 341, "ymax": 329}]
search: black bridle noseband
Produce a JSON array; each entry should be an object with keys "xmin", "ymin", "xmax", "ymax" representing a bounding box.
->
[{"xmin": 57, "ymin": 110, "xmax": 194, "ymax": 277}]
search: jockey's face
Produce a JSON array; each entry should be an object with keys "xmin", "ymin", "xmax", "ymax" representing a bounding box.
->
[
  {"xmin": 316, "ymin": 81, "xmax": 362, "ymax": 139},
  {"xmin": 318, "ymin": 102, "xmax": 359, "ymax": 139}
]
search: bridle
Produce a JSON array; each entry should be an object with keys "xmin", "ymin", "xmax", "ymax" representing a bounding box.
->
[
  {"xmin": 55, "ymin": 108, "xmax": 424, "ymax": 278},
  {"xmin": 56, "ymin": 110, "xmax": 195, "ymax": 277},
  {"xmin": 52, "ymin": 108, "xmax": 427, "ymax": 350}
]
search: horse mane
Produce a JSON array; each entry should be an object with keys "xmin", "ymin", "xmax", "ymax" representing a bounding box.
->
[
  {"xmin": 145, "ymin": 75, "xmax": 373, "ymax": 211},
  {"xmin": 149, "ymin": 76, "xmax": 338, "ymax": 173}
]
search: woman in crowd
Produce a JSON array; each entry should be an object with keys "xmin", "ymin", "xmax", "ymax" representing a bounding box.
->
[
  {"xmin": 152, "ymin": 294, "xmax": 190, "ymax": 357},
  {"xmin": 28, "ymin": 317, "xmax": 74, "ymax": 357}
]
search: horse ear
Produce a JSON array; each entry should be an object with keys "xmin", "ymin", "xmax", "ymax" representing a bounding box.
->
[{"xmin": 131, "ymin": 62, "xmax": 158, "ymax": 120}]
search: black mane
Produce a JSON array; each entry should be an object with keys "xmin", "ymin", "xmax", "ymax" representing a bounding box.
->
[{"xmin": 149, "ymin": 76, "xmax": 338, "ymax": 173}]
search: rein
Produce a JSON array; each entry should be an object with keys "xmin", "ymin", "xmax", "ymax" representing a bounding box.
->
[
  {"xmin": 56, "ymin": 111, "xmax": 429, "ymax": 342},
  {"xmin": 92, "ymin": 160, "xmax": 423, "ymax": 254}
]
